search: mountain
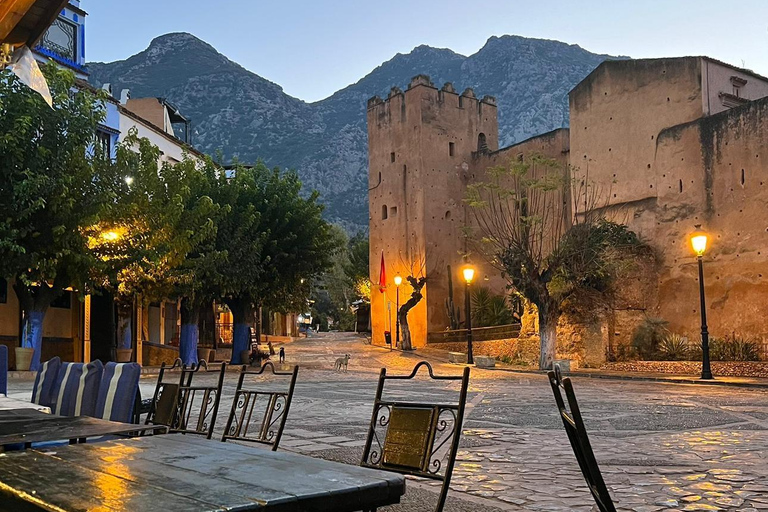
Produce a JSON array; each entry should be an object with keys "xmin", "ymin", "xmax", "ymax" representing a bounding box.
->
[{"xmin": 87, "ymin": 33, "xmax": 624, "ymax": 232}]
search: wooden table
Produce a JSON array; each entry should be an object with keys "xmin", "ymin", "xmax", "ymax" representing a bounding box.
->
[
  {"xmin": 0, "ymin": 409, "xmax": 166, "ymax": 446},
  {"xmin": 0, "ymin": 435, "xmax": 406, "ymax": 511},
  {"xmin": 0, "ymin": 395, "xmax": 50, "ymax": 412}
]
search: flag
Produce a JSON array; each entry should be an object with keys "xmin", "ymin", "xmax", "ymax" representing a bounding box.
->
[
  {"xmin": 378, "ymin": 252, "xmax": 387, "ymax": 293},
  {"xmin": 9, "ymin": 46, "xmax": 53, "ymax": 108}
]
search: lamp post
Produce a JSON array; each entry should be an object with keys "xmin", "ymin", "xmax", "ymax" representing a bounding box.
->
[
  {"xmin": 462, "ymin": 265, "xmax": 475, "ymax": 365},
  {"xmin": 394, "ymin": 275, "xmax": 402, "ymax": 349},
  {"xmin": 691, "ymin": 225, "xmax": 713, "ymax": 380}
]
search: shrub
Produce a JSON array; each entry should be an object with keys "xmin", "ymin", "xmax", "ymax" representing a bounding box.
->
[
  {"xmin": 631, "ymin": 317, "xmax": 670, "ymax": 360},
  {"xmin": 472, "ymin": 287, "xmax": 515, "ymax": 327},
  {"xmin": 692, "ymin": 334, "xmax": 761, "ymax": 361},
  {"xmin": 659, "ymin": 334, "xmax": 691, "ymax": 361}
]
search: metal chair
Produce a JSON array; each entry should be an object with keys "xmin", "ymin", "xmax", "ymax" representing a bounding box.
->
[
  {"xmin": 360, "ymin": 361, "xmax": 470, "ymax": 512},
  {"xmin": 548, "ymin": 365, "xmax": 616, "ymax": 512},
  {"xmin": 143, "ymin": 358, "xmax": 185, "ymax": 428},
  {"xmin": 172, "ymin": 360, "xmax": 227, "ymax": 439},
  {"xmin": 221, "ymin": 361, "xmax": 298, "ymax": 450}
]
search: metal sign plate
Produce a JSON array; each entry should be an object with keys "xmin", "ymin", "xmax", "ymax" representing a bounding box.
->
[{"xmin": 382, "ymin": 406, "xmax": 435, "ymax": 470}]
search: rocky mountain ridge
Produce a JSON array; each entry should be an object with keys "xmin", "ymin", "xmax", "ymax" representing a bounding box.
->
[{"xmin": 87, "ymin": 33, "xmax": 624, "ymax": 231}]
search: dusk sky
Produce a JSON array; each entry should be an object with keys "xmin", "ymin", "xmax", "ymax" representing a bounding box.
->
[{"xmin": 85, "ymin": 0, "xmax": 768, "ymax": 102}]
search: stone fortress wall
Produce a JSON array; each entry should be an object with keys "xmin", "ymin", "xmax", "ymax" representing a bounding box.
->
[{"xmin": 368, "ymin": 58, "xmax": 768, "ymax": 362}]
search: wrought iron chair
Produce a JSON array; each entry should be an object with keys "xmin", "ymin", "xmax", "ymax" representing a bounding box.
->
[
  {"xmin": 172, "ymin": 360, "xmax": 227, "ymax": 439},
  {"xmin": 548, "ymin": 365, "xmax": 616, "ymax": 512},
  {"xmin": 360, "ymin": 361, "xmax": 470, "ymax": 512},
  {"xmin": 143, "ymin": 358, "xmax": 185, "ymax": 428},
  {"xmin": 221, "ymin": 361, "xmax": 298, "ymax": 450}
]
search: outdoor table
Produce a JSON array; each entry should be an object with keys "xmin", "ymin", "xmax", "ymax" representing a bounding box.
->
[
  {"xmin": 0, "ymin": 408, "xmax": 167, "ymax": 447},
  {"xmin": 0, "ymin": 395, "xmax": 50, "ymax": 412},
  {"xmin": 0, "ymin": 434, "xmax": 406, "ymax": 511}
]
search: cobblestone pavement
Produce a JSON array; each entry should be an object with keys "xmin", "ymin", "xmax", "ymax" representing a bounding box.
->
[{"xmin": 9, "ymin": 332, "xmax": 768, "ymax": 511}]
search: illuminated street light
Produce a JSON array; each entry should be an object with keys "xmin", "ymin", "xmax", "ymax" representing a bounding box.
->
[
  {"xmin": 690, "ymin": 225, "xmax": 712, "ymax": 380},
  {"xmin": 394, "ymin": 274, "xmax": 402, "ymax": 348},
  {"xmin": 463, "ymin": 264, "xmax": 475, "ymax": 365}
]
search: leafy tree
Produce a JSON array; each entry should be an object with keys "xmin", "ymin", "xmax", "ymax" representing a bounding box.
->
[
  {"xmin": 88, "ymin": 134, "xmax": 220, "ymax": 364},
  {"xmin": 467, "ymin": 154, "xmax": 648, "ymax": 369},
  {"xmin": 0, "ymin": 64, "xmax": 120, "ymax": 370},
  {"xmin": 209, "ymin": 163, "xmax": 335, "ymax": 362}
]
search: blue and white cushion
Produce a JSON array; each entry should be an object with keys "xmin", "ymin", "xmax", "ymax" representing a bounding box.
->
[
  {"xmin": 50, "ymin": 360, "xmax": 103, "ymax": 417},
  {"xmin": 31, "ymin": 357, "xmax": 62, "ymax": 407},
  {"xmin": 93, "ymin": 362, "xmax": 141, "ymax": 423},
  {"xmin": 0, "ymin": 345, "xmax": 7, "ymax": 395}
]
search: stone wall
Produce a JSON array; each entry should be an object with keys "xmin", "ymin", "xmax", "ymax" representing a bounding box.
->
[{"xmin": 142, "ymin": 342, "xmax": 179, "ymax": 367}]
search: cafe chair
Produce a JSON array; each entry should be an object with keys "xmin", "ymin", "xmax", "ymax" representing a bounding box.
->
[
  {"xmin": 92, "ymin": 362, "xmax": 142, "ymax": 424},
  {"xmin": 221, "ymin": 361, "xmax": 298, "ymax": 450},
  {"xmin": 0, "ymin": 345, "xmax": 7, "ymax": 395},
  {"xmin": 548, "ymin": 365, "xmax": 617, "ymax": 512},
  {"xmin": 31, "ymin": 356, "xmax": 62, "ymax": 408},
  {"xmin": 360, "ymin": 361, "xmax": 470, "ymax": 512},
  {"xmin": 172, "ymin": 360, "xmax": 226, "ymax": 439},
  {"xmin": 143, "ymin": 358, "xmax": 185, "ymax": 428},
  {"xmin": 50, "ymin": 360, "xmax": 103, "ymax": 417}
]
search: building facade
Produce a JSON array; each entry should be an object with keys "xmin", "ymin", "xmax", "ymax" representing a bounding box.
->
[{"xmin": 368, "ymin": 57, "xmax": 768, "ymax": 362}]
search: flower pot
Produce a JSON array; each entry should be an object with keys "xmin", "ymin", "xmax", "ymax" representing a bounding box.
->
[
  {"xmin": 15, "ymin": 347, "xmax": 34, "ymax": 371},
  {"xmin": 197, "ymin": 348, "xmax": 214, "ymax": 364},
  {"xmin": 116, "ymin": 348, "xmax": 133, "ymax": 363}
]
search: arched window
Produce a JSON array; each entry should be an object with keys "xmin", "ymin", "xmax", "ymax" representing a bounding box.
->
[
  {"xmin": 477, "ymin": 133, "xmax": 488, "ymax": 153},
  {"xmin": 381, "ymin": 204, "xmax": 388, "ymax": 220}
]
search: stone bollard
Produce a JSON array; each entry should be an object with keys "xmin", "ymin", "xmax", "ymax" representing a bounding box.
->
[
  {"xmin": 474, "ymin": 355, "xmax": 496, "ymax": 368},
  {"xmin": 448, "ymin": 352, "xmax": 468, "ymax": 364}
]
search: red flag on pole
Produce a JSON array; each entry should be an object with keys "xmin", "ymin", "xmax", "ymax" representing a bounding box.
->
[{"xmin": 378, "ymin": 252, "xmax": 387, "ymax": 293}]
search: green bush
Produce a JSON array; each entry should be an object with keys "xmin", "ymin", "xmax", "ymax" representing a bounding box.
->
[
  {"xmin": 631, "ymin": 317, "xmax": 670, "ymax": 360},
  {"xmin": 659, "ymin": 334, "xmax": 691, "ymax": 361},
  {"xmin": 472, "ymin": 287, "xmax": 514, "ymax": 327},
  {"xmin": 692, "ymin": 334, "xmax": 762, "ymax": 361}
]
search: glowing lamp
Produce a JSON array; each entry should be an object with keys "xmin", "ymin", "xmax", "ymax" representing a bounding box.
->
[
  {"xmin": 462, "ymin": 265, "xmax": 475, "ymax": 284},
  {"xmin": 690, "ymin": 226, "xmax": 708, "ymax": 256},
  {"xmin": 101, "ymin": 230, "xmax": 120, "ymax": 241},
  {"xmin": 394, "ymin": 275, "xmax": 403, "ymax": 287}
]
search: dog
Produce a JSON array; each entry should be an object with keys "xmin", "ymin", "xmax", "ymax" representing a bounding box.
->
[
  {"xmin": 279, "ymin": 346, "xmax": 285, "ymax": 363},
  {"xmin": 334, "ymin": 354, "xmax": 351, "ymax": 373}
]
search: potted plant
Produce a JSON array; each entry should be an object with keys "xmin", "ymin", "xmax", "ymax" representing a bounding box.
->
[{"xmin": 15, "ymin": 322, "xmax": 35, "ymax": 371}]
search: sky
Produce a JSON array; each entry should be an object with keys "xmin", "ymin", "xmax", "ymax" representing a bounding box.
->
[{"xmin": 85, "ymin": 0, "xmax": 768, "ymax": 103}]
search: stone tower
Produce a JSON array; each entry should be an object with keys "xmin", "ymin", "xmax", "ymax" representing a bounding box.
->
[{"xmin": 367, "ymin": 75, "xmax": 498, "ymax": 347}]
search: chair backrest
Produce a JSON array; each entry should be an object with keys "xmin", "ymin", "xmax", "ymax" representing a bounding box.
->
[
  {"xmin": 0, "ymin": 345, "xmax": 7, "ymax": 395},
  {"xmin": 50, "ymin": 360, "xmax": 103, "ymax": 417},
  {"xmin": 94, "ymin": 362, "xmax": 142, "ymax": 423},
  {"xmin": 173, "ymin": 360, "xmax": 226, "ymax": 439},
  {"xmin": 144, "ymin": 358, "xmax": 184, "ymax": 427},
  {"xmin": 221, "ymin": 362, "xmax": 298, "ymax": 450},
  {"xmin": 31, "ymin": 357, "xmax": 61, "ymax": 407},
  {"xmin": 361, "ymin": 361, "xmax": 470, "ymax": 512},
  {"xmin": 548, "ymin": 366, "xmax": 616, "ymax": 512}
]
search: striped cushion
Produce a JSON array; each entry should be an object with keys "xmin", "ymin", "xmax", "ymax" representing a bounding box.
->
[
  {"xmin": 0, "ymin": 345, "xmax": 7, "ymax": 395},
  {"xmin": 93, "ymin": 362, "xmax": 141, "ymax": 423},
  {"xmin": 31, "ymin": 357, "xmax": 62, "ymax": 407},
  {"xmin": 50, "ymin": 360, "xmax": 104, "ymax": 417}
]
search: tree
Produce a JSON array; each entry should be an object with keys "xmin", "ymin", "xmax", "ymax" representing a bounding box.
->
[
  {"xmin": 209, "ymin": 163, "xmax": 335, "ymax": 363},
  {"xmin": 466, "ymin": 154, "xmax": 647, "ymax": 369},
  {"xmin": 87, "ymin": 133, "xmax": 220, "ymax": 365},
  {"xmin": 396, "ymin": 248, "xmax": 431, "ymax": 351},
  {"xmin": 0, "ymin": 64, "xmax": 123, "ymax": 370}
]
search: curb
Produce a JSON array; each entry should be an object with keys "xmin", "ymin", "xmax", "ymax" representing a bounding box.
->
[{"xmin": 487, "ymin": 366, "xmax": 768, "ymax": 389}]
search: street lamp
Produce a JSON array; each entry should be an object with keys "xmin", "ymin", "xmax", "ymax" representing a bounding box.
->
[
  {"xmin": 691, "ymin": 225, "xmax": 713, "ymax": 380},
  {"xmin": 394, "ymin": 274, "xmax": 402, "ymax": 349},
  {"xmin": 462, "ymin": 265, "xmax": 475, "ymax": 365}
]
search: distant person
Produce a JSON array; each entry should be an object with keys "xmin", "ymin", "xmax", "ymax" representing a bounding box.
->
[{"xmin": 279, "ymin": 346, "xmax": 285, "ymax": 363}]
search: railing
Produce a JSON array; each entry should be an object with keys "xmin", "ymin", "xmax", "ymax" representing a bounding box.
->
[{"xmin": 427, "ymin": 323, "xmax": 522, "ymax": 344}]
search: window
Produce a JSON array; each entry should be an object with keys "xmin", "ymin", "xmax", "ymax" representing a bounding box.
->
[
  {"xmin": 390, "ymin": 206, "xmax": 398, "ymax": 217},
  {"xmin": 96, "ymin": 130, "xmax": 111, "ymax": 157},
  {"xmin": 0, "ymin": 278, "xmax": 6, "ymax": 304},
  {"xmin": 449, "ymin": 142, "xmax": 455, "ymax": 157},
  {"xmin": 382, "ymin": 205, "xmax": 388, "ymax": 220},
  {"xmin": 477, "ymin": 133, "xmax": 487, "ymax": 153},
  {"xmin": 40, "ymin": 18, "xmax": 78, "ymax": 62},
  {"xmin": 390, "ymin": 152, "xmax": 395, "ymax": 163}
]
